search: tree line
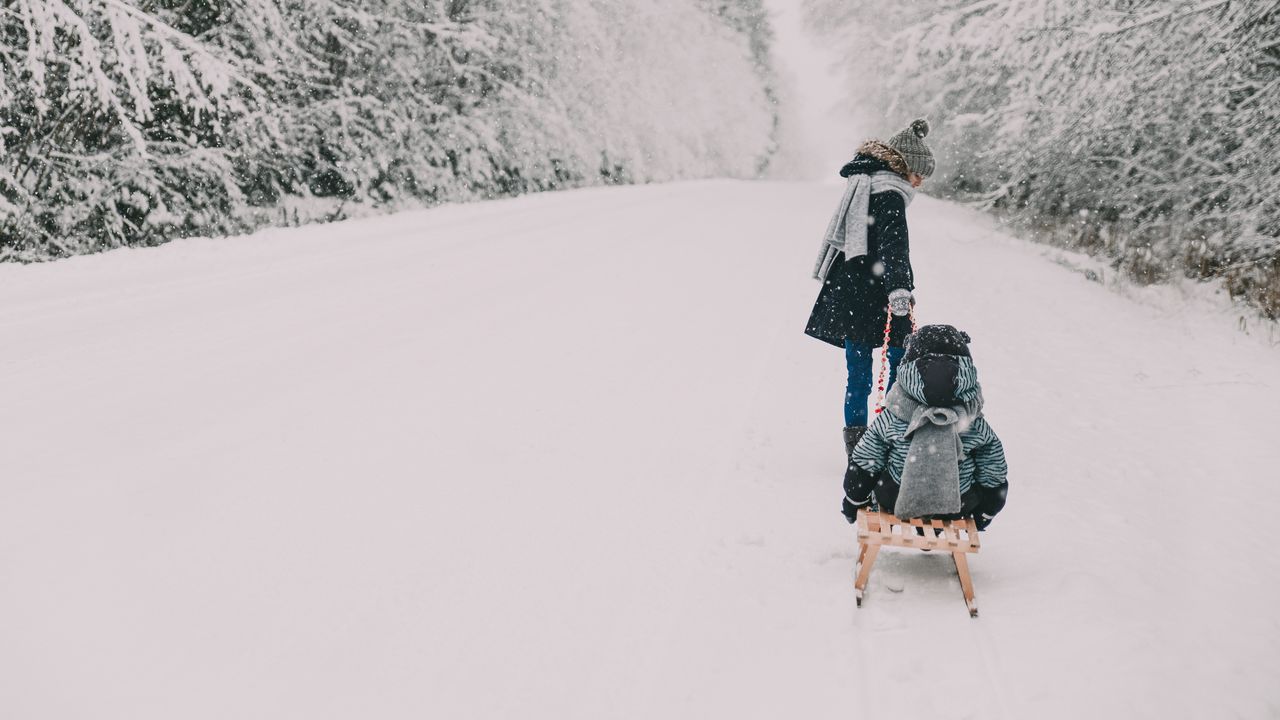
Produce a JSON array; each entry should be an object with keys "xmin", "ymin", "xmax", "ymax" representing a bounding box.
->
[
  {"xmin": 809, "ymin": 0, "xmax": 1280, "ymax": 319},
  {"xmin": 0, "ymin": 0, "xmax": 777, "ymax": 258}
]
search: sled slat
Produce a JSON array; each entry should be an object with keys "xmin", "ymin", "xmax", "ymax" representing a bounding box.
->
[{"xmin": 853, "ymin": 509, "xmax": 982, "ymax": 616}]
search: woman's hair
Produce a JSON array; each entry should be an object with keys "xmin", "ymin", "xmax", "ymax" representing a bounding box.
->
[{"xmin": 855, "ymin": 140, "xmax": 912, "ymax": 180}]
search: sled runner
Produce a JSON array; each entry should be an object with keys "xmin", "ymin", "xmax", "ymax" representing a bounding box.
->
[{"xmin": 853, "ymin": 509, "xmax": 981, "ymax": 617}]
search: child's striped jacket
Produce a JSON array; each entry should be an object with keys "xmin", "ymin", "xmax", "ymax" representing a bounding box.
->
[{"xmin": 846, "ymin": 356, "xmax": 1008, "ymax": 515}]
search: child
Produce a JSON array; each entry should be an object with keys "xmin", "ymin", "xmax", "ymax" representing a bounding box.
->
[{"xmin": 841, "ymin": 325, "xmax": 1008, "ymax": 529}]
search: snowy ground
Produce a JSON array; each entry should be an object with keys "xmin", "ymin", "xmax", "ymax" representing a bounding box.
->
[{"xmin": 1, "ymin": 181, "xmax": 1278, "ymax": 719}]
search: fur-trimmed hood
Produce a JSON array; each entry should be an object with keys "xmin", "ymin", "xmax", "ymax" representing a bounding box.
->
[{"xmin": 839, "ymin": 141, "xmax": 912, "ymax": 181}]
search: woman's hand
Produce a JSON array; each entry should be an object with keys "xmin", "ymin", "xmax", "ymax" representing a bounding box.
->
[{"xmin": 888, "ymin": 289, "xmax": 914, "ymax": 316}]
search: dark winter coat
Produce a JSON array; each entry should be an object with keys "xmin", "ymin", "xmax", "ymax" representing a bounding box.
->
[{"xmin": 804, "ymin": 153, "xmax": 915, "ymax": 349}]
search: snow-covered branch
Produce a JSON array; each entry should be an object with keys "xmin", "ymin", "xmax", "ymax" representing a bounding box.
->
[
  {"xmin": 806, "ymin": 0, "xmax": 1280, "ymax": 318},
  {"xmin": 1, "ymin": 0, "xmax": 778, "ymax": 260}
]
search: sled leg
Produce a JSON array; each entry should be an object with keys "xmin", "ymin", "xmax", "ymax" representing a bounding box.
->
[
  {"xmin": 854, "ymin": 543, "xmax": 881, "ymax": 607},
  {"xmin": 952, "ymin": 551, "xmax": 978, "ymax": 618}
]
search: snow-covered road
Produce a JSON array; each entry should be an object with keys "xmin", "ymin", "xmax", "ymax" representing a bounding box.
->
[{"xmin": 1, "ymin": 181, "xmax": 1277, "ymax": 719}]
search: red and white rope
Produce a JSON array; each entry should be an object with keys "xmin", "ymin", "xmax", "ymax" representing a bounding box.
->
[{"xmin": 873, "ymin": 304, "xmax": 918, "ymax": 415}]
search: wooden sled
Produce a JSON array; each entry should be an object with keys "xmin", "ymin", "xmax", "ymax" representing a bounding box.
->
[{"xmin": 854, "ymin": 509, "xmax": 982, "ymax": 617}]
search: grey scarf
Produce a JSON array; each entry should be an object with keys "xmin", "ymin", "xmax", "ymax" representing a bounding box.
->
[
  {"xmin": 884, "ymin": 384, "xmax": 984, "ymax": 519},
  {"xmin": 812, "ymin": 171, "xmax": 915, "ymax": 281}
]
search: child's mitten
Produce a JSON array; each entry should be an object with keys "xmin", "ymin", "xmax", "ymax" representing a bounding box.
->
[
  {"xmin": 843, "ymin": 463, "xmax": 879, "ymax": 523},
  {"xmin": 974, "ymin": 485, "xmax": 1008, "ymax": 531}
]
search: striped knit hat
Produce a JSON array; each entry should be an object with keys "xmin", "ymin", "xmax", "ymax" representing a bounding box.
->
[{"xmin": 887, "ymin": 118, "xmax": 935, "ymax": 179}]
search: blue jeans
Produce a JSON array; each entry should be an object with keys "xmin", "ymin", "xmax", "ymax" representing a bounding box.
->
[{"xmin": 844, "ymin": 341, "xmax": 904, "ymax": 427}]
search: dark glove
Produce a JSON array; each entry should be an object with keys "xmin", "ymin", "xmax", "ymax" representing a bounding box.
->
[
  {"xmin": 842, "ymin": 463, "xmax": 879, "ymax": 523},
  {"xmin": 842, "ymin": 496, "xmax": 871, "ymax": 524},
  {"xmin": 973, "ymin": 484, "xmax": 1007, "ymax": 531}
]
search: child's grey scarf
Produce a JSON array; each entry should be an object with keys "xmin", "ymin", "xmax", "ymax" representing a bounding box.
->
[
  {"xmin": 884, "ymin": 384, "xmax": 984, "ymax": 519},
  {"xmin": 812, "ymin": 171, "xmax": 916, "ymax": 281}
]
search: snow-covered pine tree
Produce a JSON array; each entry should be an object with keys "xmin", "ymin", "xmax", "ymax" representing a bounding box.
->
[
  {"xmin": 806, "ymin": 0, "xmax": 1280, "ymax": 318},
  {"xmin": 2, "ymin": 0, "xmax": 779, "ymax": 258},
  {"xmin": 0, "ymin": 0, "xmax": 260, "ymax": 256},
  {"xmin": 478, "ymin": 0, "xmax": 775, "ymax": 190}
]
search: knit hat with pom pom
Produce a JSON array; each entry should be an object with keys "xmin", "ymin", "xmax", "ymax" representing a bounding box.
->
[
  {"xmin": 886, "ymin": 118, "xmax": 935, "ymax": 179},
  {"xmin": 902, "ymin": 324, "xmax": 972, "ymax": 364}
]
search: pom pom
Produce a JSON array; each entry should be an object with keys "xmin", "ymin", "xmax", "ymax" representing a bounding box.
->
[{"xmin": 910, "ymin": 117, "xmax": 930, "ymax": 139}]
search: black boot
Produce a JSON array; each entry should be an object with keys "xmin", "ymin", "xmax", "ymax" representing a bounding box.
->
[{"xmin": 843, "ymin": 425, "xmax": 867, "ymax": 458}]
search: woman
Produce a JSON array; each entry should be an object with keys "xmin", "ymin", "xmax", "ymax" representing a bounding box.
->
[{"xmin": 805, "ymin": 118, "xmax": 935, "ymax": 458}]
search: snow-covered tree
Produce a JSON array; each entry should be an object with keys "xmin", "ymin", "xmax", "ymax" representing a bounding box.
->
[
  {"xmin": 807, "ymin": 0, "xmax": 1280, "ymax": 318},
  {"xmin": 2, "ymin": 0, "xmax": 778, "ymax": 259},
  {"xmin": 0, "ymin": 0, "xmax": 260, "ymax": 254}
]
